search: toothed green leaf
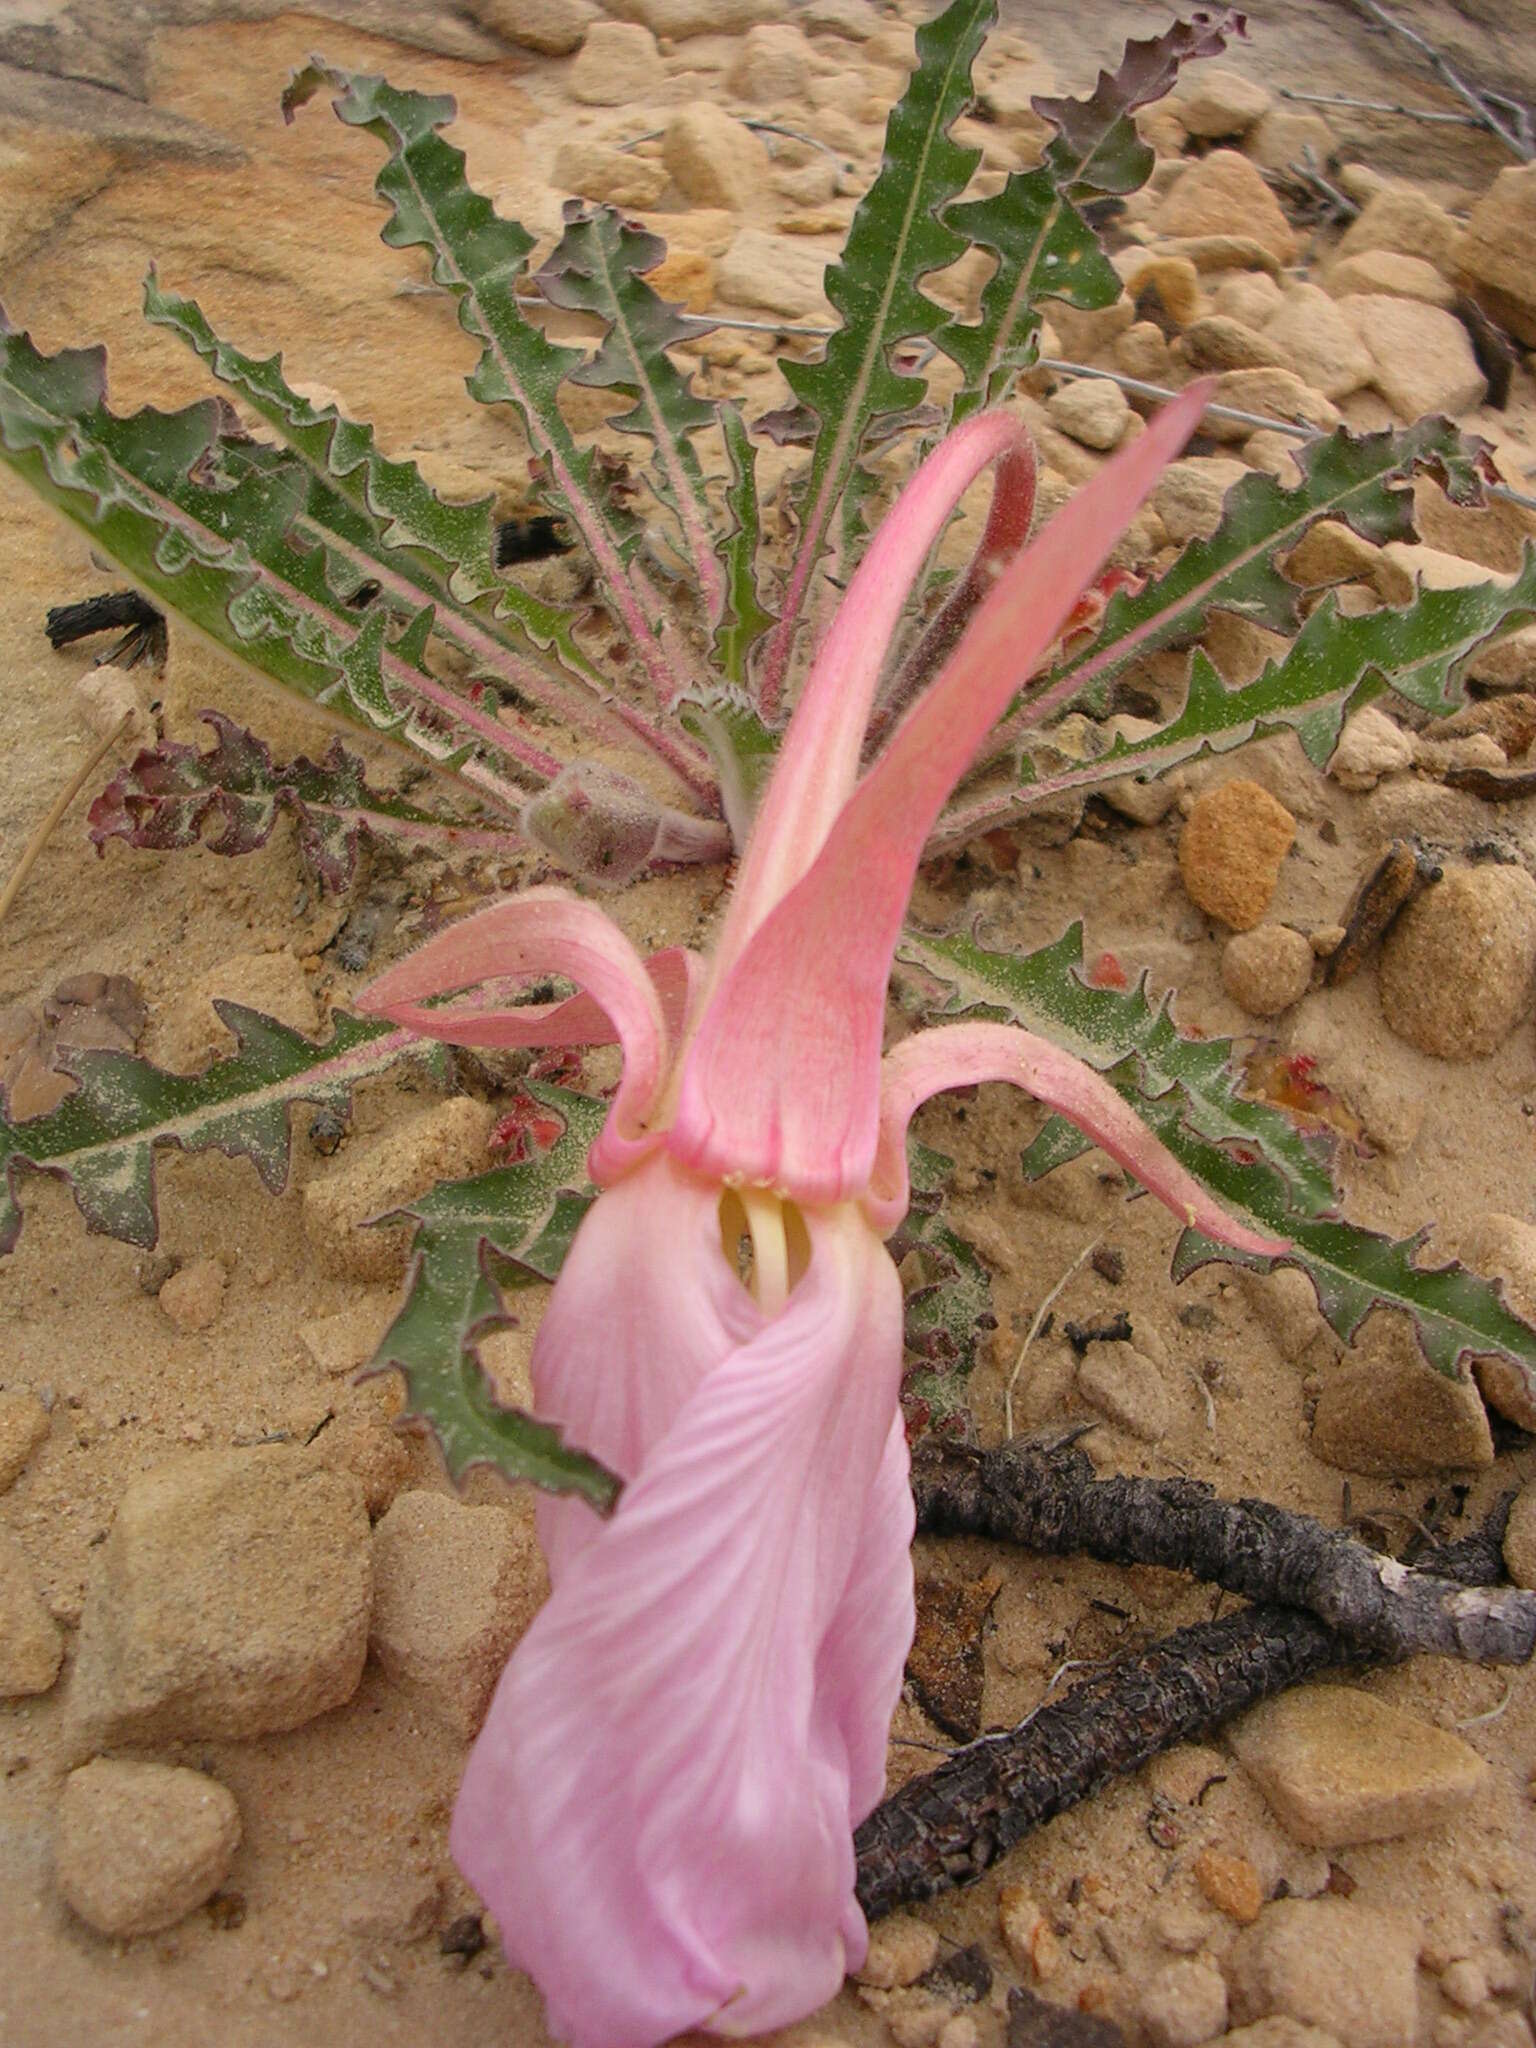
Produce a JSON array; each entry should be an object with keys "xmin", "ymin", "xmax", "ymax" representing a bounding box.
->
[
  {"xmin": 714, "ymin": 400, "xmax": 774, "ymax": 688},
  {"xmin": 679, "ymin": 685, "xmax": 779, "ymax": 843},
  {"xmin": 0, "ymin": 1006, "xmax": 424, "ymax": 1254},
  {"xmin": 901, "ymin": 922, "xmax": 1336, "ymax": 1215},
  {"xmin": 894, "ymin": 1141, "xmax": 997, "ymax": 1432},
  {"xmin": 368, "ymin": 1082, "xmax": 618, "ymax": 1506}
]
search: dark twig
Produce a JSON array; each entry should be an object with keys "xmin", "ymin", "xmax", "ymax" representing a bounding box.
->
[
  {"xmin": 910, "ymin": 1437, "xmax": 1536, "ymax": 1664},
  {"xmin": 45, "ymin": 590, "xmax": 167, "ymax": 670},
  {"xmin": 1347, "ymin": 0, "xmax": 1534, "ymax": 160}
]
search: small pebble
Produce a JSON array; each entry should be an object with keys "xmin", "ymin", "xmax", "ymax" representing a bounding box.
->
[
  {"xmin": 1178, "ymin": 779, "xmax": 1296, "ymax": 931},
  {"xmin": 0, "ymin": 1388, "xmax": 50, "ymax": 1492},
  {"xmin": 1193, "ymin": 1846, "xmax": 1263, "ymax": 1923},
  {"xmin": 0, "ymin": 1529, "xmax": 64, "ymax": 1697},
  {"xmin": 1139, "ymin": 1955, "xmax": 1229, "ymax": 2047},
  {"xmin": 1077, "ymin": 1341, "xmax": 1171, "ymax": 1442},
  {"xmin": 855, "ymin": 1913, "xmax": 940, "ymax": 1989},
  {"xmin": 1000, "ymin": 1885, "xmax": 1061, "ymax": 1979},
  {"xmin": 1379, "ymin": 866, "xmax": 1536, "ymax": 1059},
  {"xmin": 158, "ymin": 1258, "xmax": 227, "ymax": 1333},
  {"xmin": 1045, "ymin": 377, "xmax": 1129, "ymax": 450},
  {"xmin": 1440, "ymin": 1958, "xmax": 1490, "ymax": 2011},
  {"xmin": 56, "ymin": 1758, "xmax": 241, "ymax": 1937},
  {"xmin": 1221, "ymin": 925, "xmax": 1313, "ymax": 1016}
]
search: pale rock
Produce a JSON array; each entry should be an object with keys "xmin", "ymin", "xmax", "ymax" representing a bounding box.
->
[
  {"xmin": 1343, "ymin": 295, "xmax": 1487, "ymax": 420},
  {"xmin": 157, "ymin": 1257, "xmax": 226, "ymax": 1333},
  {"xmin": 1454, "ymin": 161, "xmax": 1536, "ymax": 346},
  {"xmin": 1239, "ymin": 1266, "xmax": 1328, "ymax": 1364},
  {"xmin": 1229, "ymin": 1686, "xmax": 1489, "ymax": 1846},
  {"xmin": 1332, "ymin": 185, "xmax": 1462, "ymax": 274},
  {"xmin": 468, "ymin": 0, "xmax": 597, "ymax": 55},
  {"xmin": 770, "ymin": 157, "xmax": 838, "ymax": 208},
  {"xmin": 1263, "ymin": 285, "xmax": 1373, "ymax": 400},
  {"xmin": 1151, "ymin": 233, "xmax": 1284, "ymax": 277},
  {"xmin": 1379, "ymin": 865, "xmax": 1536, "ymax": 1059},
  {"xmin": 1152, "ymin": 151, "xmax": 1298, "ymax": 265},
  {"xmin": 56, "ymin": 1759, "xmax": 241, "ymax": 1938},
  {"xmin": 305, "ymin": 1413, "xmax": 411, "ymax": 1521},
  {"xmin": 0, "ymin": 1388, "xmax": 49, "ymax": 1491},
  {"xmin": 1212, "ymin": 271, "xmax": 1283, "ymax": 328},
  {"xmin": 1098, "ymin": 715, "xmax": 1185, "ymax": 825},
  {"xmin": 1412, "ymin": 731, "xmax": 1506, "ymax": 778},
  {"xmin": 1505, "ymin": 1481, "xmax": 1536, "ymax": 1590},
  {"xmin": 1244, "ymin": 429, "xmax": 1303, "ymax": 485},
  {"xmin": 1203, "ymin": 369, "xmax": 1341, "ymax": 443},
  {"xmin": 728, "ymin": 23, "xmax": 811, "ymax": 103},
  {"xmin": 569, "ymin": 20, "xmax": 663, "ymax": 106},
  {"xmin": 1221, "ymin": 925, "xmax": 1313, "ymax": 1017},
  {"xmin": 1225, "ymin": 1898, "xmax": 1420, "ymax": 2048},
  {"xmin": 340, "ymin": 1869, "xmax": 443, "ymax": 1944},
  {"xmin": 1077, "ymin": 1341, "xmax": 1171, "ymax": 1443},
  {"xmin": 1178, "ymin": 314, "xmax": 1290, "ymax": 374},
  {"xmin": 0, "ymin": 1527, "xmax": 64, "ymax": 1697},
  {"xmin": 646, "ymin": 245, "xmax": 714, "ymax": 311},
  {"xmin": 1457, "ymin": 1213, "xmax": 1536, "ymax": 1433},
  {"xmin": 1137, "ymin": 103, "xmax": 1190, "ymax": 158},
  {"xmin": 66, "ymin": 1447, "xmax": 371, "ymax": 1750},
  {"xmin": 936, "ymin": 2018, "xmax": 979, "ymax": 2048},
  {"xmin": 1194, "ymin": 1846, "xmax": 1263, "ymax": 1923},
  {"xmin": 1045, "ymin": 377, "xmax": 1129, "ymax": 450},
  {"xmin": 1037, "ymin": 293, "xmax": 1134, "ymax": 363},
  {"xmin": 74, "ymin": 663, "xmax": 154, "ymax": 745},
  {"xmin": 1245, "ymin": 108, "xmax": 1335, "ymax": 174},
  {"xmin": 1119, "ymin": 250, "xmax": 1203, "ymax": 328},
  {"xmin": 1000, "ymin": 1886, "xmax": 1060, "ymax": 1979},
  {"xmin": 1154, "ymin": 1905, "xmax": 1217, "ymax": 1954},
  {"xmin": 1328, "ymin": 705, "xmax": 1414, "ymax": 790},
  {"xmin": 369, "ymin": 1491, "xmax": 545, "ymax": 1740},
  {"xmin": 298, "ymin": 1300, "xmax": 388, "ymax": 1378},
  {"xmin": 1178, "ymin": 778, "xmax": 1296, "ymax": 932},
  {"xmin": 718, "ymin": 227, "xmax": 830, "ymax": 318},
  {"xmin": 662, "ymin": 103, "xmax": 768, "ymax": 212},
  {"xmin": 1138, "ymin": 1955, "xmax": 1229, "ymax": 2047},
  {"xmin": 551, "ymin": 141, "xmax": 667, "ymax": 209},
  {"xmin": 803, "ymin": 0, "xmax": 876, "ymax": 39},
  {"xmin": 1172, "ymin": 66, "xmax": 1271, "ymax": 139},
  {"xmin": 1154, "ymin": 456, "xmax": 1248, "ymax": 544},
  {"xmin": 156, "ymin": 948, "xmax": 319, "ymax": 1072},
  {"xmin": 1374, "ymin": 540, "xmax": 1514, "ymax": 607},
  {"xmin": 1311, "ymin": 1312, "xmax": 1494, "ymax": 1477},
  {"xmin": 1220, "ymin": 2024, "xmax": 1345, "ymax": 2047},
  {"xmin": 1116, "ymin": 320, "xmax": 1172, "ymax": 381},
  {"xmin": 1286, "ymin": 520, "xmax": 1386, "ymax": 591},
  {"xmin": 605, "ymin": 0, "xmax": 776, "ymax": 33},
  {"xmin": 302, "ymin": 1096, "xmax": 496, "ymax": 1281},
  {"xmin": 855, "ymin": 1913, "xmax": 940, "ymax": 1989},
  {"xmin": 638, "ymin": 206, "xmax": 735, "ymax": 257},
  {"xmin": 1327, "ymin": 249, "xmax": 1457, "ymax": 310}
]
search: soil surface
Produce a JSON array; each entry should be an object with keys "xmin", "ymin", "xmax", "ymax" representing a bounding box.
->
[{"xmin": 2, "ymin": 4, "xmax": 1536, "ymax": 2047}]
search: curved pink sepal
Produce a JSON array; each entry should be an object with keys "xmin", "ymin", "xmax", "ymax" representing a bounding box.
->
[
  {"xmin": 672, "ymin": 385, "xmax": 1213, "ymax": 1203},
  {"xmin": 452, "ymin": 1203, "xmax": 910, "ymax": 2048},
  {"xmin": 356, "ymin": 888, "xmax": 671, "ymax": 1179},
  {"xmin": 866, "ymin": 1019, "xmax": 1291, "ymax": 1255}
]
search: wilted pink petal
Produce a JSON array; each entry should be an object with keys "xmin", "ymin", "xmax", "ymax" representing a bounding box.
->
[
  {"xmin": 451, "ymin": 1201, "xmax": 908, "ymax": 2048},
  {"xmin": 357, "ymin": 888, "xmax": 672, "ymax": 1179},
  {"xmin": 671, "ymin": 385, "xmax": 1213, "ymax": 1203},
  {"xmin": 868, "ymin": 1019, "xmax": 1288, "ymax": 1254}
]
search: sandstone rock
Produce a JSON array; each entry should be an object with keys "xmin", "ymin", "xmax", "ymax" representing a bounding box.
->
[
  {"xmin": 1178, "ymin": 779, "xmax": 1296, "ymax": 931},
  {"xmin": 1244, "ymin": 429, "xmax": 1304, "ymax": 486},
  {"xmin": 1310, "ymin": 1312, "xmax": 1495, "ymax": 1477},
  {"xmin": 855, "ymin": 1913, "xmax": 940, "ymax": 1989},
  {"xmin": 156, "ymin": 948, "xmax": 319, "ymax": 1072},
  {"xmin": 606, "ymin": 0, "xmax": 776, "ymax": 32},
  {"xmin": 339, "ymin": 1868, "xmax": 443, "ymax": 1945},
  {"xmin": 299, "ymin": 1300, "xmax": 389, "ymax": 1378},
  {"xmin": 728, "ymin": 22, "xmax": 811, "ymax": 103},
  {"xmin": 1333, "ymin": 185, "xmax": 1462, "ymax": 274},
  {"xmin": 1263, "ymin": 285, "xmax": 1373, "ymax": 400},
  {"xmin": 803, "ymin": 0, "xmax": 877, "ymax": 38},
  {"xmin": 468, "ymin": 0, "xmax": 597, "ymax": 54},
  {"xmin": 1152, "ymin": 151, "xmax": 1297, "ymax": 265},
  {"xmin": 67, "ymin": 1447, "xmax": 371, "ymax": 1751},
  {"xmin": 1045, "ymin": 377, "xmax": 1128, "ymax": 450},
  {"xmin": 1138, "ymin": 1955, "xmax": 1228, "ymax": 2048},
  {"xmin": 1328, "ymin": 704, "xmax": 1414, "ymax": 790},
  {"xmin": 0, "ymin": 1527, "xmax": 64, "ymax": 1697},
  {"xmin": 551, "ymin": 142, "xmax": 668, "ymax": 209},
  {"xmin": 1150, "ymin": 233, "xmax": 1284, "ymax": 277},
  {"xmin": 1076, "ymin": 1341, "xmax": 1170, "ymax": 1442},
  {"xmin": 1238, "ymin": 1266, "xmax": 1328, "ymax": 1364},
  {"xmin": 718, "ymin": 227, "xmax": 830, "ymax": 318},
  {"xmin": 302, "ymin": 1096, "xmax": 496, "ymax": 1281},
  {"xmin": 0, "ymin": 1388, "xmax": 49, "ymax": 1492},
  {"xmin": 662, "ymin": 103, "xmax": 768, "ymax": 212},
  {"xmin": 1379, "ymin": 865, "xmax": 1536, "ymax": 1059},
  {"xmin": 1193, "ymin": 1846, "xmax": 1263, "ymax": 1923},
  {"xmin": 1245, "ymin": 108, "xmax": 1335, "ymax": 174},
  {"xmin": 1342, "ymin": 295, "xmax": 1486, "ymax": 420},
  {"xmin": 1455, "ymin": 161, "xmax": 1536, "ymax": 346},
  {"xmin": 157, "ymin": 1257, "xmax": 226, "ymax": 1333},
  {"xmin": 1203, "ymin": 370, "xmax": 1341, "ymax": 443},
  {"xmin": 1037, "ymin": 293, "xmax": 1134, "ymax": 362},
  {"xmin": 369, "ymin": 1491, "xmax": 544, "ymax": 1740},
  {"xmin": 1221, "ymin": 925, "xmax": 1313, "ymax": 1016},
  {"xmin": 55, "ymin": 1759, "xmax": 240, "ymax": 1938},
  {"xmin": 569, "ymin": 20, "xmax": 663, "ymax": 106},
  {"xmin": 1178, "ymin": 314, "xmax": 1290, "ymax": 374},
  {"xmin": 1225, "ymin": 1898, "xmax": 1420, "ymax": 2048},
  {"xmin": 1000, "ymin": 1887, "xmax": 1060, "ymax": 1979},
  {"xmin": 647, "ymin": 245, "xmax": 714, "ymax": 311},
  {"xmin": 1457, "ymin": 1213, "xmax": 1536, "ymax": 1432},
  {"xmin": 1172, "ymin": 66, "xmax": 1270, "ymax": 140},
  {"xmin": 1154, "ymin": 456, "xmax": 1248, "ymax": 544},
  {"xmin": 1211, "ymin": 271, "xmax": 1283, "ymax": 328},
  {"xmin": 1098, "ymin": 715, "xmax": 1186, "ymax": 825},
  {"xmin": 304, "ymin": 1413, "xmax": 411, "ymax": 1521},
  {"xmin": 1505, "ymin": 1481, "xmax": 1536, "ymax": 1590},
  {"xmin": 1229, "ymin": 1686, "xmax": 1489, "ymax": 1846},
  {"xmin": 1287, "ymin": 521, "xmax": 1386, "ymax": 592},
  {"xmin": 1220, "ymin": 2025, "xmax": 1344, "ymax": 2048},
  {"xmin": 1326, "ymin": 249, "xmax": 1457, "ymax": 310},
  {"xmin": 1119, "ymin": 250, "xmax": 1203, "ymax": 328}
]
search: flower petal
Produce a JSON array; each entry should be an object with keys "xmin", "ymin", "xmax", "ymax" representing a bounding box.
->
[
  {"xmin": 672, "ymin": 385, "xmax": 1212, "ymax": 1204},
  {"xmin": 453, "ymin": 1202, "xmax": 909, "ymax": 2048},
  {"xmin": 867, "ymin": 1019, "xmax": 1290, "ymax": 1254},
  {"xmin": 712, "ymin": 413, "xmax": 1034, "ymax": 983},
  {"xmin": 357, "ymin": 888, "xmax": 673, "ymax": 1180}
]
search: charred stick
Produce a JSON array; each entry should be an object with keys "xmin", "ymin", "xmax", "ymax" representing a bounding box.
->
[
  {"xmin": 855, "ymin": 1601, "xmax": 1359, "ymax": 1917},
  {"xmin": 911, "ymin": 1437, "xmax": 1536, "ymax": 1665}
]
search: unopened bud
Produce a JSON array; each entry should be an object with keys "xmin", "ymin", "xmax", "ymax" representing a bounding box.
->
[{"xmin": 522, "ymin": 762, "xmax": 669, "ymax": 888}]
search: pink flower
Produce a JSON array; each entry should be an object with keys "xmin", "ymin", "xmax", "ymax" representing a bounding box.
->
[{"xmin": 360, "ymin": 383, "xmax": 1283, "ymax": 2047}]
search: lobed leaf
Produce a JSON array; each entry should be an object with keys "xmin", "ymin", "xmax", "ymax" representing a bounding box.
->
[
  {"xmin": 893, "ymin": 1141, "xmax": 997, "ymax": 1433},
  {"xmin": 367, "ymin": 1082, "xmax": 617, "ymax": 1506},
  {"xmin": 713, "ymin": 400, "xmax": 774, "ymax": 691},
  {"xmin": 0, "ymin": 1005, "xmax": 425, "ymax": 1254}
]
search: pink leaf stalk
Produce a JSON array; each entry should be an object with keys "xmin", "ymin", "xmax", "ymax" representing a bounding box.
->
[{"xmin": 359, "ymin": 381, "xmax": 1284, "ymax": 2048}]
